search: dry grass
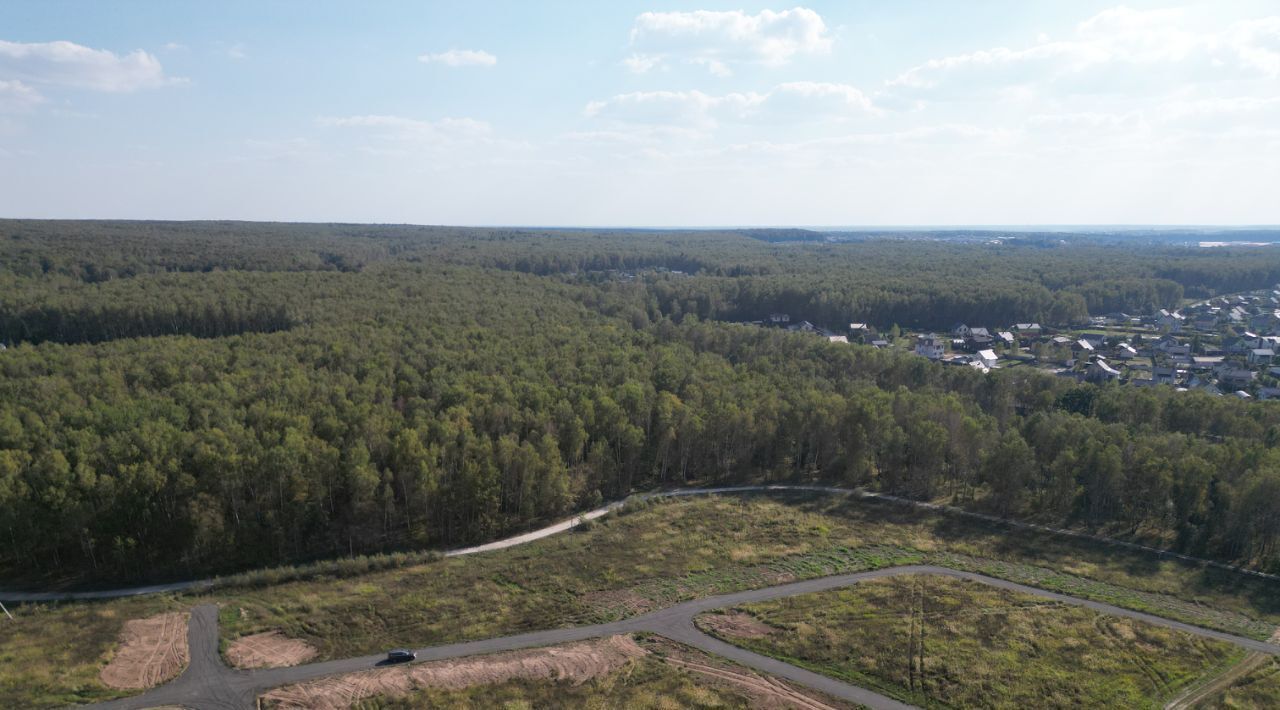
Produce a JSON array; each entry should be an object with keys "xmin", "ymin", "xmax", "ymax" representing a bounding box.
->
[{"xmin": 704, "ymin": 573, "xmax": 1243, "ymax": 709}]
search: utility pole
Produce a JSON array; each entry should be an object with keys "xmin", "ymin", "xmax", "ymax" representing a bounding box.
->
[{"xmin": 0, "ymin": 601, "xmax": 12, "ymax": 620}]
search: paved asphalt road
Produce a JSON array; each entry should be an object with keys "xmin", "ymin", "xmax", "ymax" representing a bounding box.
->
[{"xmin": 84, "ymin": 564, "xmax": 1280, "ymax": 710}]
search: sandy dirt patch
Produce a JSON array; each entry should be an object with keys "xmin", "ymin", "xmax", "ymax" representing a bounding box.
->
[
  {"xmin": 663, "ymin": 654, "xmax": 839, "ymax": 710},
  {"xmin": 226, "ymin": 631, "xmax": 318, "ymax": 669},
  {"xmin": 99, "ymin": 611, "xmax": 190, "ymax": 689},
  {"xmin": 261, "ymin": 634, "xmax": 646, "ymax": 709},
  {"xmin": 698, "ymin": 611, "xmax": 776, "ymax": 639}
]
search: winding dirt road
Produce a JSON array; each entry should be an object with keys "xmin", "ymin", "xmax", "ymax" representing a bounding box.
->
[
  {"xmin": 83, "ymin": 565, "xmax": 1280, "ymax": 710},
  {"xmin": 6, "ymin": 484, "xmax": 1276, "ymax": 603}
]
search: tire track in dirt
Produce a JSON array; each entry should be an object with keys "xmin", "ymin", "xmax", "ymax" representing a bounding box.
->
[
  {"xmin": 99, "ymin": 611, "xmax": 190, "ymax": 690},
  {"xmin": 662, "ymin": 655, "xmax": 840, "ymax": 710},
  {"xmin": 1165, "ymin": 627, "xmax": 1280, "ymax": 709},
  {"xmin": 260, "ymin": 634, "xmax": 647, "ymax": 709},
  {"xmin": 226, "ymin": 630, "xmax": 318, "ymax": 669}
]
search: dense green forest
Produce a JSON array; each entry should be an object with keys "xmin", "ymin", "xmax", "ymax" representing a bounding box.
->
[{"xmin": 1, "ymin": 221, "xmax": 1279, "ymax": 583}]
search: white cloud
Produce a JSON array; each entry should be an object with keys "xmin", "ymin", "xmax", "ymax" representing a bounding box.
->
[
  {"xmin": 418, "ymin": 49, "xmax": 497, "ymax": 67},
  {"xmin": 0, "ymin": 39, "xmax": 178, "ymax": 92},
  {"xmin": 226, "ymin": 43, "xmax": 247, "ymax": 61},
  {"xmin": 627, "ymin": 8, "xmax": 831, "ymax": 75},
  {"xmin": 885, "ymin": 6, "xmax": 1280, "ymax": 102},
  {"xmin": 319, "ymin": 114, "xmax": 492, "ymax": 151},
  {"xmin": 0, "ymin": 79, "xmax": 44, "ymax": 112},
  {"xmin": 585, "ymin": 82, "xmax": 874, "ymax": 129}
]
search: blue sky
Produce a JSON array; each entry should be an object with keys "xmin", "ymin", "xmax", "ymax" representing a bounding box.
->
[{"xmin": 1, "ymin": 1, "xmax": 1277, "ymax": 225}]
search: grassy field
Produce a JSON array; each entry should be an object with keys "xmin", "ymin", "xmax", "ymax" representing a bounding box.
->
[
  {"xmin": 700, "ymin": 574, "xmax": 1241, "ymax": 709},
  {"xmin": 3, "ymin": 492, "xmax": 1279, "ymax": 708},
  {"xmin": 0, "ymin": 594, "xmax": 185, "ymax": 708}
]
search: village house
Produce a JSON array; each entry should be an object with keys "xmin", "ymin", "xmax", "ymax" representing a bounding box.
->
[
  {"xmin": 976, "ymin": 349, "xmax": 998, "ymax": 368},
  {"xmin": 1086, "ymin": 360, "xmax": 1121, "ymax": 383},
  {"xmin": 915, "ymin": 333, "xmax": 945, "ymax": 360},
  {"xmin": 1152, "ymin": 366, "xmax": 1179, "ymax": 385},
  {"xmin": 1248, "ymin": 348, "xmax": 1275, "ymax": 366},
  {"xmin": 1191, "ymin": 356, "xmax": 1224, "ymax": 371},
  {"xmin": 967, "ymin": 327, "xmax": 994, "ymax": 347},
  {"xmin": 1151, "ymin": 336, "xmax": 1191, "ymax": 358},
  {"xmin": 1250, "ymin": 311, "xmax": 1280, "ymax": 335},
  {"xmin": 1216, "ymin": 364, "xmax": 1257, "ymax": 390},
  {"xmin": 1155, "ymin": 309, "xmax": 1185, "ymax": 332},
  {"xmin": 1079, "ymin": 332, "xmax": 1107, "ymax": 347}
]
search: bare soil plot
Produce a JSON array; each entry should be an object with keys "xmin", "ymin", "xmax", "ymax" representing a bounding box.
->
[
  {"xmin": 644, "ymin": 635, "xmax": 841, "ymax": 710},
  {"xmin": 226, "ymin": 630, "xmax": 318, "ymax": 669},
  {"xmin": 99, "ymin": 611, "xmax": 190, "ymax": 689},
  {"xmin": 697, "ymin": 610, "xmax": 776, "ymax": 639},
  {"xmin": 261, "ymin": 634, "xmax": 646, "ymax": 709},
  {"xmin": 664, "ymin": 655, "xmax": 837, "ymax": 710}
]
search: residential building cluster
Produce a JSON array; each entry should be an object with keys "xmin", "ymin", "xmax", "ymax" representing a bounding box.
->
[{"xmin": 757, "ymin": 286, "xmax": 1280, "ymax": 399}]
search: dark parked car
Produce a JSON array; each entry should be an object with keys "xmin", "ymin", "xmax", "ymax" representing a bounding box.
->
[{"xmin": 386, "ymin": 649, "xmax": 416, "ymax": 663}]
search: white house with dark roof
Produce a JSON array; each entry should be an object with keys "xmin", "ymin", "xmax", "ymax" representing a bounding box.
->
[{"xmin": 915, "ymin": 333, "xmax": 945, "ymax": 360}]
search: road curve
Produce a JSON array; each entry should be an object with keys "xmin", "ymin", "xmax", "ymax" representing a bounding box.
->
[
  {"xmin": 6, "ymin": 484, "xmax": 1276, "ymax": 602},
  {"xmin": 83, "ymin": 564, "xmax": 1280, "ymax": 710}
]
